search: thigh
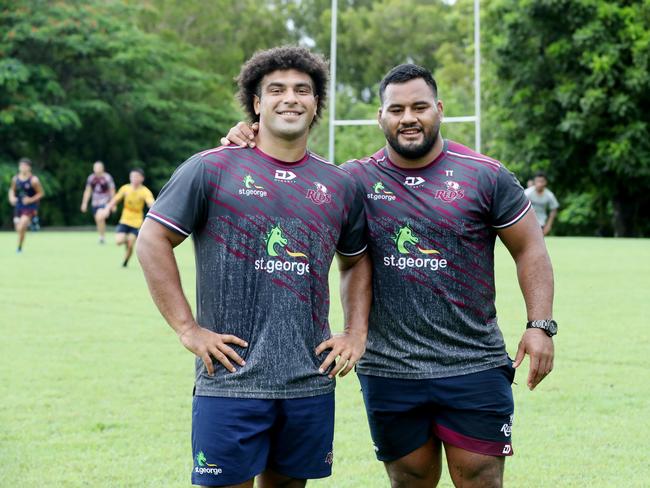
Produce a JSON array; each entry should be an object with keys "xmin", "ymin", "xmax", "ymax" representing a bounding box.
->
[
  {"xmin": 444, "ymin": 443, "xmax": 505, "ymax": 488},
  {"xmin": 268, "ymin": 392, "xmax": 335, "ymax": 481},
  {"xmin": 432, "ymin": 364, "xmax": 515, "ymax": 459},
  {"xmin": 18, "ymin": 213, "xmax": 32, "ymax": 230},
  {"xmin": 384, "ymin": 438, "xmax": 443, "ymax": 488},
  {"xmin": 115, "ymin": 232, "xmax": 127, "ymax": 244},
  {"xmin": 191, "ymin": 395, "xmax": 276, "ymax": 487},
  {"xmin": 358, "ymin": 374, "xmax": 433, "ymax": 463},
  {"xmin": 257, "ymin": 468, "xmax": 307, "ymax": 488},
  {"xmin": 93, "ymin": 205, "xmax": 106, "ymax": 221}
]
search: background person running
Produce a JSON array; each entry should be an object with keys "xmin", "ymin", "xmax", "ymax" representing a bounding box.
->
[
  {"xmin": 98, "ymin": 168, "xmax": 154, "ymax": 267},
  {"xmin": 80, "ymin": 160, "xmax": 116, "ymax": 243},
  {"xmin": 8, "ymin": 157, "xmax": 44, "ymax": 253},
  {"xmin": 524, "ymin": 171, "xmax": 559, "ymax": 236}
]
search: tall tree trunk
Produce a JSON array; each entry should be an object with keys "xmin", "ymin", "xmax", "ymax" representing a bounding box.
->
[{"xmin": 612, "ymin": 193, "xmax": 637, "ymax": 237}]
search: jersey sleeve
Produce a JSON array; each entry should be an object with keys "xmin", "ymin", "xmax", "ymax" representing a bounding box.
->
[
  {"xmin": 85, "ymin": 175, "xmax": 93, "ymax": 188},
  {"xmin": 115, "ymin": 184, "xmax": 128, "ymax": 201},
  {"xmin": 146, "ymin": 155, "xmax": 207, "ymax": 237},
  {"xmin": 107, "ymin": 174, "xmax": 115, "ymax": 190},
  {"xmin": 490, "ymin": 166, "xmax": 531, "ymax": 229},
  {"xmin": 144, "ymin": 187, "xmax": 155, "ymax": 206},
  {"xmin": 336, "ymin": 174, "xmax": 367, "ymax": 256},
  {"xmin": 547, "ymin": 190, "xmax": 559, "ymax": 210}
]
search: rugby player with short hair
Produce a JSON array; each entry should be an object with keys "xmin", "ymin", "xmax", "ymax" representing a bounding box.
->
[
  {"xmin": 8, "ymin": 157, "xmax": 44, "ymax": 253},
  {"xmin": 137, "ymin": 46, "xmax": 370, "ymax": 488},
  {"xmin": 524, "ymin": 171, "xmax": 560, "ymax": 236},
  {"xmin": 223, "ymin": 63, "xmax": 556, "ymax": 488},
  {"xmin": 80, "ymin": 160, "xmax": 116, "ymax": 243},
  {"xmin": 98, "ymin": 168, "xmax": 154, "ymax": 267}
]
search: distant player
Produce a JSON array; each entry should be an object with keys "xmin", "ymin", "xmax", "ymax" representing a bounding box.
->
[
  {"xmin": 524, "ymin": 171, "xmax": 559, "ymax": 236},
  {"xmin": 80, "ymin": 160, "xmax": 116, "ymax": 243},
  {"xmin": 99, "ymin": 168, "xmax": 154, "ymax": 267},
  {"xmin": 8, "ymin": 157, "xmax": 44, "ymax": 253}
]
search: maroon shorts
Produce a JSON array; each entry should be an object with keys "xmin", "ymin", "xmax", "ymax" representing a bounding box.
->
[{"xmin": 15, "ymin": 207, "xmax": 38, "ymax": 219}]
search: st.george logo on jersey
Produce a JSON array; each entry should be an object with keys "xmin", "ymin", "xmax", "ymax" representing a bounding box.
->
[
  {"xmin": 434, "ymin": 180, "xmax": 465, "ymax": 203},
  {"xmin": 305, "ymin": 182, "xmax": 332, "ymax": 205}
]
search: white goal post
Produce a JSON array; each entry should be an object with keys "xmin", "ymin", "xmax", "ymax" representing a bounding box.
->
[{"xmin": 327, "ymin": 0, "xmax": 481, "ymax": 162}]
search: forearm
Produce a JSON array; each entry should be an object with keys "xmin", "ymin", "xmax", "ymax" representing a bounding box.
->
[
  {"xmin": 81, "ymin": 188, "xmax": 91, "ymax": 206},
  {"xmin": 515, "ymin": 246, "xmax": 554, "ymax": 320},
  {"xmin": 338, "ymin": 253, "xmax": 371, "ymax": 339},
  {"xmin": 136, "ymin": 224, "xmax": 196, "ymax": 336},
  {"xmin": 546, "ymin": 209, "xmax": 557, "ymax": 228},
  {"xmin": 105, "ymin": 196, "xmax": 118, "ymax": 212}
]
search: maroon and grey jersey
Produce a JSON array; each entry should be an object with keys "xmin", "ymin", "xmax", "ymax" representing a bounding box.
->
[
  {"xmin": 86, "ymin": 173, "xmax": 115, "ymax": 207},
  {"xmin": 342, "ymin": 140, "xmax": 530, "ymax": 379},
  {"xmin": 148, "ymin": 146, "xmax": 366, "ymax": 399}
]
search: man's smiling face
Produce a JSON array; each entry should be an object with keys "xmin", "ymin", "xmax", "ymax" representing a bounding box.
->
[{"xmin": 254, "ymin": 69, "xmax": 318, "ymax": 141}]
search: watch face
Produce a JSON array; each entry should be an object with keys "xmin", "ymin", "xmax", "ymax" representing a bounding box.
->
[{"xmin": 548, "ymin": 320, "xmax": 558, "ymax": 334}]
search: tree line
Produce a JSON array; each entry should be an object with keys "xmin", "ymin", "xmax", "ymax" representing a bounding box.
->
[{"xmin": 1, "ymin": 0, "xmax": 648, "ymax": 235}]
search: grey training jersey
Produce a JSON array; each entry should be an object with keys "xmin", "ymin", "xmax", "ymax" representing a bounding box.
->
[
  {"xmin": 148, "ymin": 146, "xmax": 366, "ymax": 398},
  {"xmin": 342, "ymin": 140, "xmax": 531, "ymax": 379},
  {"xmin": 524, "ymin": 187, "xmax": 559, "ymax": 226}
]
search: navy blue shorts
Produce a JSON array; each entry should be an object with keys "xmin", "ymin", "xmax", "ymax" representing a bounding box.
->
[
  {"xmin": 115, "ymin": 223, "xmax": 139, "ymax": 236},
  {"xmin": 191, "ymin": 393, "xmax": 335, "ymax": 486},
  {"xmin": 91, "ymin": 204, "xmax": 106, "ymax": 216},
  {"xmin": 358, "ymin": 364, "xmax": 516, "ymax": 462}
]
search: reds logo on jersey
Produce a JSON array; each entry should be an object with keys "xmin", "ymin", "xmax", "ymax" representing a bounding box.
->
[
  {"xmin": 434, "ymin": 180, "xmax": 464, "ymax": 203},
  {"xmin": 305, "ymin": 182, "xmax": 332, "ymax": 205}
]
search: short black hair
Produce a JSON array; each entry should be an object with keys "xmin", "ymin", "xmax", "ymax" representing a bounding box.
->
[
  {"xmin": 131, "ymin": 168, "xmax": 145, "ymax": 177},
  {"xmin": 379, "ymin": 64, "xmax": 438, "ymax": 104},
  {"xmin": 534, "ymin": 171, "xmax": 547, "ymax": 179},
  {"xmin": 18, "ymin": 157, "xmax": 32, "ymax": 166},
  {"xmin": 236, "ymin": 45, "xmax": 329, "ymax": 126}
]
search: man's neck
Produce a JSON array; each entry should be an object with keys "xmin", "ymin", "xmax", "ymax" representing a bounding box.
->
[
  {"xmin": 256, "ymin": 127, "xmax": 308, "ymax": 162},
  {"xmin": 385, "ymin": 134, "xmax": 444, "ymax": 169},
  {"xmin": 19, "ymin": 171, "xmax": 31, "ymax": 179}
]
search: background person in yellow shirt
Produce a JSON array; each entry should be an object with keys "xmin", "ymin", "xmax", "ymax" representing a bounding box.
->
[{"xmin": 99, "ymin": 168, "xmax": 154, "ymax": 267}]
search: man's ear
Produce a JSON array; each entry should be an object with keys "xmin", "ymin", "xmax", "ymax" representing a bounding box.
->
[{"xmin": 254, "ymin": 95, "xmax": 261, "ymax": 116}]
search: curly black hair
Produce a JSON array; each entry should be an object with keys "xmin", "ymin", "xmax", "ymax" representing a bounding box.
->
[{"xmin": 236, "ymin": 46, "xmax": 329, "ymax": 126}]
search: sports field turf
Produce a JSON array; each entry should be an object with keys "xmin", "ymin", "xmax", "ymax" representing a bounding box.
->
[{"xmin": 1, "ymin": 232, "xmax": 648, "ymax": 487}]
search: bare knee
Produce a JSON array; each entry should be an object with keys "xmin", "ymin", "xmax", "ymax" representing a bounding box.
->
[
  {"xmin": 386, "ymin": 441, "xmax": 442, "ymax": 488},
  {"xmin": 445, "ymin": 444, "xmax": 504, "ymax": 488}
]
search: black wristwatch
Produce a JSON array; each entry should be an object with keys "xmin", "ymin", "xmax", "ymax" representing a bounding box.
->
[{"xmin": 526, "ymin": 319, "xmax": 558, "ymax": 337}]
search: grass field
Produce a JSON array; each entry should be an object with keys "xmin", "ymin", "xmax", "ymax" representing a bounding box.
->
[{"xmin": 1, "ymin": 231, "xmax": 649, "ymax": 487}]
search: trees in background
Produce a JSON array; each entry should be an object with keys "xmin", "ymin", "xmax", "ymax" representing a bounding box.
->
[
  {"xmin": 485, "ymin": 0, "xmax": 650, "ymax": 236},
  {"xmin": 1, "ymin": 0, "xmax": 648, "ymax": 235},
  {"xmin": 0, "ymin": 0, "xmax": 291, "ymax": 226}
]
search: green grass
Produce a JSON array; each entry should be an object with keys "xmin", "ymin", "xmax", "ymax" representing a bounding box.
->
[{"xmin": 1, "ymin": 232, "xmax": 649, "ymax": 487}]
